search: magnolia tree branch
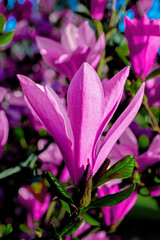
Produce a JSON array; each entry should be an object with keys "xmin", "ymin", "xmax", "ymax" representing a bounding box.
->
[{"xmin": 0, "ymin": 139, "xmax": 53, "ymax": 179}]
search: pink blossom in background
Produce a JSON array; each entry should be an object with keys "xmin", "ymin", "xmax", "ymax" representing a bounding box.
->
[
  {"xmin": 109, "ymin": 128, "xmax": 160, "ymax": 172},
  {"xmin": 66, "ymin": 222, "xmax": 109, "ymax": 240},
  {"xmin": 0, "ymin": 88, "xmax": 9, "ymax": 158},
  {"xmin": 125, "ymin": 14, "xmax": 160, "ymax": 79},
  {"xmin": 18, "ymin": 183, "xmax": 50, "ymax": 230},
  {"xmin": 90, "ymin": 0, "xmax": 107, "ymax": 21},
  {"xmin": 97, "ymin": 184, "xmax": 137, "ymax": 226},
  {"xmin": 132, "ymin": 0, "xmax": 153, "ymax": 18},
  {"xmin": 38, "ymin": 140, "xmax": 70, "ymax": 183},
  {"xmin": 18, "ymin": 63, "xmax": 145, "ymax": 185},
  {"xmin": 0, "ymin": 110, "xmax": 9, "ymax": 158},
  {"xmin": 0, "ymin": 87, "xmax": 7, "ymax": 103},
  {"xmin": 109, "ymin": 129, "xmax": 160, "ymax": 196},
  {"xmin": 145, "ymin": 63, "xmax": 160, "ymax": 107},
  {"xmin": 36, "ymin": 21, "xmax": 105, "ymax": 80},
  {"xmin": 137, "ymin": 134, "xmax": 160, "ymax": 172}
]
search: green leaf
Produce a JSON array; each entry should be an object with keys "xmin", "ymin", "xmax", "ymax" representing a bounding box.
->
[
  {"xmin": 74, "ymin": 11, "xmax": 91, "ymax": 20},
  {"xmin": 51, "ymin": 221, "xmax": 61, "ymax": 240},
  {"xmin": 83, "ymin": 213, "xmax": 100, "ymax": 226},
  {"xmin": 93, "ymin": 155, "xmax": 135, "ymax": 189},
  {"xmin": 60, "ymin": 199, "xmax": 71, "ymax": 214},
  {"xmin": 138, "ymin": 134, "xmax": 149, "ymax": 149},
  {"xmin": 0, "ymin": 14, "xmax": 5, "ymax": 33},
  {"xmin": 106, "ymin": 28, "xmax": 116, "ymax": 42},
  {"xmin": 0, "ymin": 31, "xmax": 14, "ymax": 46},
  {"xmin": 44, "ymin": 171, "xmax": 73, "ymax": 205},
  {"xmin": 115, "ymin": 43, "xmax": 130, "ymax": 66},
  {"xmin": 92, "ymin": 158, "xmax": 110, "ymax": 190},
  {"xmin": 61, "ymin": 219, "xmax": 83, "ymax": 237},
  {"xmin": 145, "ymin": 67, "xmax": 160, "ymax": 81},
  {"xmin": 1, "ymin": 224, "xmax": 13, "ymax": 236},
  {"xmin": 88, "ymin": 183, "xmax": 136, "ymax": 209},
  {"xmin": 80, "ymin": 175, "xmax": 92, "ymax": 208}
]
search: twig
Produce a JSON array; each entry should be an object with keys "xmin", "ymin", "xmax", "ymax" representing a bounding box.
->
[
  {"xmin": 143, "ymin": 97, "xmax": 160, "ymax": 134},
  {"xmin": 109, "ymin": 0, "xmax": 116, "ymax": 29}
]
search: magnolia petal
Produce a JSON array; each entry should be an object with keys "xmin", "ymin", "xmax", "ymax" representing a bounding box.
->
[
  {"xmin": 17, "ymin": 75, "xmax": 74, "ymax": 179},
  {"xmin": 78, "ymin": 21, "xmax": 96, "ymax": 47},
  {"xmin": 136, "ymin": 152, "xmax": 160, "ymax": 172},
  {"xmin": 54, "ymin": 46, "xmax": 90, "ymax": 80},
  {"xmin": 61, "ymin": 23, "xmax": 78, "ymax": 53},
  {"xmin": 111, "ymin": 189, "xmax": 137, "ymax": 224},
  {"xmin": 90, "ymin": 0, "xmax": 107, "ymax": 21},
  {"xmin": 93, "ymin": 67, "xmax": 130, "ymax": 163},
  {"xmin": 87, "ymin": 32, "xmax": 106, "ymax": 69},
  {"xmin": 0, "ymin": 87, "xmax": 7, "ymax": 103},
  {"xmin": 0, "ymin": 111, "xmax": 9, "ymax": 157},
  {"xmin": 36, "ymin": 36, "xmax": 66, "ymax": 68},
  {"xmin": 143, "ymin": 18, "xmax": 160, "ymax": 78},
  {"xmin": 93, "ymin": 83, "xmax": 145, "ymax": 175},
  {"xmin": 108, "ymin": 128, "xmax": 138, "ymax": 165},
  {"xmin": 148, "ymin": 134, "xmax": 160, "ymax": 154},
  {"xmin": 98, "ymin": 184, "xmax": 137, "ymax": 226},
  {"xmin": 67, "ymin": 63, "xmax": 105, "ymax": 185},
  {"xmin": 125, "ymin": 15, "xmax": 160, "ymax": 79},
  {"xmin": 125, "ymin": 15, "xmax": 148, "ymax": 77}
]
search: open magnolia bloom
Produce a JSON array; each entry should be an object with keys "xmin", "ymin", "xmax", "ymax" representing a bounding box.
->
[
  {"xmin": 125, "ymin": 14, "xmax": 160, "ymax": 79},
  {"xmin": 36, "ymin": 21, "xmax": 105, "ymax": 80},
  {"xmin": 18, "ymin": 182, "xmax": 50, "ymax": 230},
  {"xmin": 97, "ymin": 184, "xmax": 137, "ymax": 227},
  {"xmin": 17, "ymin": 63, "xmax": 145, "ymax": 185},
  {"xmin": 109, "ymin": 128, "xmax": 160, "ymax": 196},
  {"xmin": 90, "ymin": 0, "xmax": 107, "ymax": 21}
]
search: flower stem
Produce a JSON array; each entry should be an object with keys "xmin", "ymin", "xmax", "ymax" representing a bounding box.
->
[
  {"xmin": 109, "ymin": 0, "xmax": 116, "ymax": 29},
  {"xmin": 143, "ymin": 96, "xmax": 160, "ymax": 134}
]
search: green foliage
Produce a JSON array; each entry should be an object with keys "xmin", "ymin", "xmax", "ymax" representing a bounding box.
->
[
  {"xmin": 125, "ymin": 78, "xmax": 141, "ymax": 96},
  {"xmin": 0, "ymin": 223, "xmax": 13, "ymax": 237},
  {"xmin": 0, "ymin": 31, "xmax": 14, "ymax": 46},
  {"xmin": 92, "ymin": 158, "xmax": 110, "ymax": 190},
  {"xmin": 0, "ymin": 14, "xmax": 5, "ymax": 33},
  {"xmin": 92, "ymin": 155, "xmax": 135, "ymax": 190},
  {"xmin": 60, "ymin": 219, "xmax": 83, "ymax": 237},
  {"xmin": 83, "ymin": 213, "xmax": 100, "ymax": 226},
  {"xmin": 60, "ymin": 199, "xmax": 71, "ymax": 214},
  {"xmin": 0, "ymin": 14, "xmax": 14, "ymax": 46},
  {"xmin": 138, "ymin": 134, "xmax": 149, "ymax": 149},
  {"xmin": 115, "ymin": 42, "xmax": 130, "ymax": 66},
  {"xmin": 87, "ymin": 183, "xmax": 136, "ymax": 209},
  {"xmin": 145, "ymin": 67, "xmax": 160, "ymax": 81},
  {"xmin": 80, "ymin": 175, "xmax": 92, "ymax": 208},
  {"xmin": 44, "ymin": 171, "xmax": 74, "ymax": 205}
]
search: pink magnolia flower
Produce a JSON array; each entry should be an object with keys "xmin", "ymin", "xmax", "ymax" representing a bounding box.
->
[
  {"xmin": 125, "ymin": 14, "xmax": 160, "ymax": 79},
  {"xmin": 17, "ymin": 63, "xmax": 145, "ymax": 185},
  {"xmin": 109, "ymin": 128, "xmax": 160, "ymax": 172},
  {"xmin": 145, "ymin": 63, "xmax": 160, "ymax": 107},
  {"xmin": 97, "ymin": 184, "xmax": 137, "ymax": 226},
  {"xmin": 109, "ymin": 129, "xmax": 160, "ymax": 196},
  {"xmin": 132, "ymin": 0, "xmax": 153, "ymax": 18},
  {"xmin": 90, "ymin": 0, "xmax": 107, "ymax": 21},
  {"xmin": 38, "ymin": 140, "xmax": 70, "ymax": 183},
  {"xmin": 36, "ymin": 21, "xmax": 105, "ymax": 80},
  {"xmin": 0, "ymin": 87, "xmax": 7, "ymax": 103},
  {"xmin": 66, "ymin": 222, "xmax": 109, "ymax": 240},
  {"xmin": 0, "ymin": 110, "xmax": 9, "ymax": 158},
  {"xmin": 18, "ymin": 182, "xmax": 50, "ymax": 230},
  {"xmin": 0, "ymin": 88, "xmax": 9, "ymax": 158}
]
